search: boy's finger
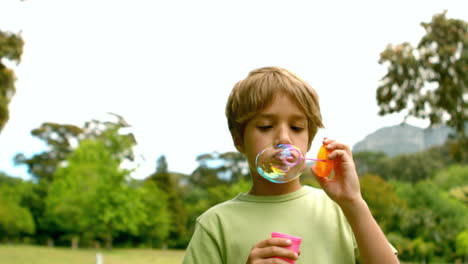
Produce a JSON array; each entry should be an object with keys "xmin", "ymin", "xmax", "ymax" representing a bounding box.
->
[
  {"xmin": 326, "ymin": 142, "xmax": 352, "ymax": 156},
  {"xmin": 256, "ymin": 246, "xmax": 299, "ymax": 260},
  {"xmin": 328, "ymin": 149, "xmax": 353, "ymax": 164},
  {"xmin": 322, "ymin": 137, "xmax": 333, "ymax": 144},
  {"xmin": 311, "ymin": 165, "xmax": 330, "ymax": 185},
  {"xmin": 256, "ymin": 237, "xmax": 292, "ymax": 248}
]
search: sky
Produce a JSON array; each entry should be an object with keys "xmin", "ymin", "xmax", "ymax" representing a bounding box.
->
[{"xmin": 0, "ymin": 0, "xmax": 467, "ymax": 180}]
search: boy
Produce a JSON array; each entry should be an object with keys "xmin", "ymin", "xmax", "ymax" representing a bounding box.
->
[{"xmin": 183, "ymin": 66, "xmax": 399, "ymax": 263}]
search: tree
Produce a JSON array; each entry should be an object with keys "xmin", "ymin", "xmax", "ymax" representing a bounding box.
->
[
  {"xmin": 205, "ymin": 179, "xmax": 250, "ymax": 207},
  {"xmin": 15, "ymin": 113, "xmax": 134, "ymax": 183},
  {"xmin": 46, "ymin": 133, "xmax": 141, "ymax": 249},
  {"xmin": 14, "ymin": 114, "xmax": 136, "ymax": 246},
  {"xmin": 376, "ymin": 11, "xmax": 467, "ymax": 159},
  {"xmin": 433, "ymin": 165, "xmax": 468, "ymax": 205},
  {"xmin": 0, "ymin": 173, "xmax": 35, "ymax": 241},
  {"xmin": 433, "ymin": 164, "xmax": 468, "ymax": 190},
  {"xmin": 136, "ymin": 180, "xmax": 170, "ymax": 248},
  {"xmin": 13, "ymin": 122, "xmax": 85, "ymax": 245},
  {"xmin": 0, "ymin": 30, "xmax": 24, "ymax": 132},
  {"xmin": 190, "ymin": 153, "xmax": 224, "ymax": 188},
  {"xmin": 359, "ymin": 174, "xmax": 405, "ymax": 232},
  {"xmin": 353, "ymin": 151, "xmax": 388, "ymax": 177},
  {"xmin": 218, "ymin": 152, "xmax": 249, "ymax": 182},
  {"xmin": 456, "ymin": 230, "xmax": 468, "ymax": 263},
  {"xmin": 15, "ymin": 122, "xmax": 84, "ymax": 182},
  {"xmin": 44, "ymin": 140, "xmax": 103, "ymax": 249},
  {"xmin": 393, "ymin": 180, "xmax": 468, "ymax": 261},
  {"xmin": 353, "ymin": 144, "xmax": 457, "ymax": 182},
  {"xmin": 149, "ymin": 155, "xmax": 188, "ymax": 248},
  {"xmin": 190, "ymin": 151, "xmax": 249, "ymax": 188},
  {"xmin": 43, "ymin": 115, "xmax": 139, "ymax": 249},
  {"xmin": 82, "ymin": 113, "xmax": 136, "ymax": 163},
  {"xmin": 152, "ymin": 156, "xmax": 171, "ymax": 192}
]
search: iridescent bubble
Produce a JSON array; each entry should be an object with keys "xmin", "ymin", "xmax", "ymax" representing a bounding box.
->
[{"xmin": 256, "ymin": 144, "xmax": 322, "ymax": 183}]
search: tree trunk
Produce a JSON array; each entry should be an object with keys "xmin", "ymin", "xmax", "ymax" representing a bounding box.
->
[
  {"xmin": 147, "ymin": 238, "xmax": 153, "ymax": 249},
  {"xmin": 71, "ymin": 235, "xmax": 79, "ymax": 250},
  {"xmin": 47, "ymin": 237, "xmax": 54, "ymax": 248},
  {"xmin": 105, "ymin": 233, "xmax": 112, "ymax": 249}
]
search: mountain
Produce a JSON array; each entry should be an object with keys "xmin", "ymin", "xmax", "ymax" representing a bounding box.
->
[{"xmin": 352, "ymin": 123, "xmax": 454, "ymax": 157}]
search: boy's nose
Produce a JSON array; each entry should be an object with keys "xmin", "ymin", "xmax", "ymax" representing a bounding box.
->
[{"xmin": 274, "ymin": 126, "xmax": 292, "ymax": 145}]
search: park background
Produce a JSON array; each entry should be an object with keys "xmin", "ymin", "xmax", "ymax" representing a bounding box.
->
[{"xmin": 0, "ymin": 0, "xmax": 467, "ymax": 263}]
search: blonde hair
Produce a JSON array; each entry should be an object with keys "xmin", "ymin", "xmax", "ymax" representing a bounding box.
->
[{"xmin": 226, "ymin": 66, "xmax": 324, "ymax": 149}]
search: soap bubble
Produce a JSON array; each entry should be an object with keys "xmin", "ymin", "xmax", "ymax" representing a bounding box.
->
[
  {"xmin": 255, "ymin": 144, "xmax": 308, "ymax": 183},
  {"xmin": 255, "ymin": 143, "xmax": 332, "ymax": 183}
]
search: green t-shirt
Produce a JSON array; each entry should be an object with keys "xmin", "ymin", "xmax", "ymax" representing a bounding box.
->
[{"xmin": 183, "ymin": 185, "xmax": 359, "ymax": 264}]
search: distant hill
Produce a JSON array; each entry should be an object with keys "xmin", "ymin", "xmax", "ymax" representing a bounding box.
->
[{"xmin": 352, "ymin": 123, "xmax": 454, "ymax": 157}]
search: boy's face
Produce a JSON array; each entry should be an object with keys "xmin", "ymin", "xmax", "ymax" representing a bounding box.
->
[{"xmin": 236, "ymin": 93, "xmax": 309, "ymax": 176}]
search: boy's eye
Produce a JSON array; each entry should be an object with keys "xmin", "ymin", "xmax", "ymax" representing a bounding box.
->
[
  {"xmin": 291, "ymin": 126, "xmax": 305, "ymax": 132},
  {"xmin": 257, "ymin": 125, "xmax": 272, "ymax": 131}
]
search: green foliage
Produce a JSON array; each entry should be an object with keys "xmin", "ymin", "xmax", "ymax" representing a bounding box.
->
[
  {"xmin": 0, "ymin": 31, "xmax": 23, "ymax": 61},
  {"xmin": 0, "ymin": 173, "xmax": 35, "ymax": 239},
  {"xmin": 189, "ymin": 165, "xmax": 223, "ymax": 188},
  {"xmin": 0, "ymin": 30, "xmax": 24, "ymax": 132},
  {"xmin": 152, "ymin": 156, "xmax": 172, "ymax": 193},
  {"xmin": 377, "ymin": 11, "xmax": 467, "ymax": 144},
  {"xmin": 89, "ymin": 179, "xmax": 147, "ymax": 248},
  {"xmin": 44, "ymin": 117, "xmax": 140, "ymax": 248},
  {"xmin": 182, "ymin": 186, "xmax": 211, "ymax": 239},
  {"xmin": 456, "ymin": 230, "xmax": 468, "ymax": 258},
  {"xmin": 354, "ymin": 143, "xmax": 457, "ymax": 182},
  {"xmin": 136, "ymin": 180, "xmax": 170, "ymax": 248},
  {"xmin": 392, "ymin": 180, "xmax": 468, "ymax": 261},
  {"xmin": 433, "ymin": 164, "xmax": 468, "ymax": 190},
  {"xmin": 450, "ymin": 186, "xmax": 468, "ymax": 204},
  {"xmin": 353, "ymin": 151, "xmax": 388, "ymax": 177},
  {"xmin": 14, "ymin": 115, "xmax": 137, "ymax": 246},
  {"xmin": 206, "ymin": 179, "xmax": 251, "ymax": 206},
  {"xmin": 6, "ymin": 112, "xmax": 466, "ymax": 263},
  {"xmin": 16, "ymin": 114, "xmax": 135, "ymax": 183},
  {"xmin": 218, "ymin": 152, "xmax": 250, "ymax": 182},
  {"xmin": 83, "ymin": 113, "xmax": 136, "ymax": 163},
  {"xmin": 412, "ymin": 237, "xmax": 436, "ymax": 262},
  {"xmin": 45, "ymin": 139, "xmax": 121, "ymax": 242},
  {"xmin": 381, "ymin": 152, "xmax": 439, "ymax": 182},
  {"xmin": 149, "ymin": 155, "xmax": 188, "ymax": 248},
  {"xmin": 360, "ymin": 174, "xmax": 405, "ymax": 232},
  {"xmin": 434, "ymin": 164, "xmax": 468, "ymax": 206},
  {"xmin": 190, "ymin": 151, "xmax": 249, "ymax": 188},
  {"xmin": 14, "ymin": 122, "xmax": 84, "ymax": 182}
]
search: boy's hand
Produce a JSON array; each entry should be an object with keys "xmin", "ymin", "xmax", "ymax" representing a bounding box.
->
[
  {"xmin": 312, "ymin": 138, "xmax": 363, "ymax": 207},
  {"xmin": 246, "ymin": 237, "xmax": 299, "ymax": 264}
]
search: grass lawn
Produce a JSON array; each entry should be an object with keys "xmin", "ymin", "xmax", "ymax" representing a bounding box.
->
[{"xmin": 0, "ymin": 245, "xmax": 185, "ymax": 264}]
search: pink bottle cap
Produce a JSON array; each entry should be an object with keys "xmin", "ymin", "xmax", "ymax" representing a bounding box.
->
[{"xmin": 271, "ymin": 232, "xmax": 303, "ymax": 264}]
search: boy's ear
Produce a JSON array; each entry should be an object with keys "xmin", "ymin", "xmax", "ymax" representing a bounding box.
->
[{"xmin": 231, "ymin": 130, "xmax": 244, "ymax": 153}]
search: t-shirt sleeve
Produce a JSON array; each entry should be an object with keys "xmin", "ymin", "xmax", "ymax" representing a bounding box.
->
[{"xmin": 183, "ymin": 221, "xmax": 224, "ymax": 264}]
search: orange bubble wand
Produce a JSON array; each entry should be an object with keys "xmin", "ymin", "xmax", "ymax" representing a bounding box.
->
[{"xmin": 313, "ymin": 145, "xmax": 334, "ymax": 178}]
